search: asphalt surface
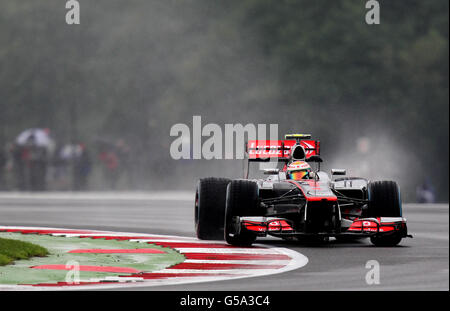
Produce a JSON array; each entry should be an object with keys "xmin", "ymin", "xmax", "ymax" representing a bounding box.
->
[{"xmin": 0, "ymin": 192, "xmax": 448, "ymax": 291}]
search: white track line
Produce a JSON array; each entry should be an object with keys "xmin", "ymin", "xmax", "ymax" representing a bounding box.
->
[
  {"xmin": 155, "ymin": 269, "xmax": 266, "ymax": 274},
  {"xmin": 181, "ymin": 259, "xmax": 290, "ymax": 265},
  {"xmin": 175, "ymin": 248, "xmax": 286, "ymax": 254},
  {"xmin": 129, "ymin": 239, "xmax": 229, "ymax": 244}
]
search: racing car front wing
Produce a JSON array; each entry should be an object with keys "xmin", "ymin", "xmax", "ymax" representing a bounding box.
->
[{"xmin": 233, "ymin": 216, "xmax": 412, "ymax": 239}]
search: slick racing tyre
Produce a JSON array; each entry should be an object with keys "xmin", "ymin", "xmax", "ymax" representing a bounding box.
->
[
  {"xmin": 367, "ymin": 180, "xmax": 403, "ymax": 246},
  {"xmin": 367, "ymin": 181, "xmax": 402, "ymax": 217},
  {"xmin": 224, "ymin": 180, "xmax": 259, "ymax": 246},
  {"xmin": 195, "ymin": 177, "xmax": 230, "ymax": 240},
  {"xmin": 370, "ymin": 233, "xmax": 403, "ymax": 247}
]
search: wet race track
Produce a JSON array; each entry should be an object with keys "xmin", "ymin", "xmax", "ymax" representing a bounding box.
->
[{"xmin": 0, "ymin": 192, "xmax": 448, "ymax": 291}]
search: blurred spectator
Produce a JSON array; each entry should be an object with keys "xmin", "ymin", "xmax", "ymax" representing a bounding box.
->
[
  {"xmin": 60, "ymin": 144, "xmax": 78, "ymax": 190},
  {"xmin": 11, "ymin": 143, "xmax": 27, "ymax": 190},
  {"xmin": 0, "ymin": 144, "xmax": 6, "ymax": 190},
  {"xmin": 12, "ymin": 129, "xmax": 54, "ymax": 191},
  {"xmin": 27, "ymin": 135, "xmax": 48, "ymax": 191},
  {"xmin": 416, "ymin": 179, "xmax": 436, "ymax": 203},
  {"xmin": 115, "ymin": 139, "xmax": 133, "ymax": 188},
  {"xmin": 73, "ymin": 143, "xmax": 92, "ymax": 191},
  {"xmin": 99, "ymin": 148, "xmax": 119, "ymax": 190},
  {"xmin": 51, "ymin": 144, "xmax": 71, "ymax": 190},
  {"xmin": 58, "ymin": 143, "xmax": 93, "ymax": 191}
]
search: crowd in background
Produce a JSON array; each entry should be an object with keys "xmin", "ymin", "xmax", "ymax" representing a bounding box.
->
[{"xmin": 0, "ymin": 128, "xmax": 133, "ymax": 192}]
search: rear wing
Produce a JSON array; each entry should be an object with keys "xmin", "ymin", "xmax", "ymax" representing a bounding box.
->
[{"xmin": 245, "ymin": 139, "xmax": 320, "ymax": 162}]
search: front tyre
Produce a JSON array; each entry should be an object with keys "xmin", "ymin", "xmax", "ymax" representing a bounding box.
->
[
  {"xmin": 195, "ymin": 177, "xmax": 230, "ymax": 240},
  {"xmin": 224, "ymin": 180, "xmax": 259, "ymax": 246},
  {"xmin": 367, "ymin": 181, "xmax": 402, "ymax": 217},
  {"xmin": 367, "ymin": 180, "xmax": 403, "ymax": 246},
  {"xmin": 370, "ymin": 234, "xmax": 402, "ymax": 247}
]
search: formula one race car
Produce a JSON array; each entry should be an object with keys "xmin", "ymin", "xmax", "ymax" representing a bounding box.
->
[{"xmin": 195, "ymin": 134, "xmax": 412, "ymax": 246}]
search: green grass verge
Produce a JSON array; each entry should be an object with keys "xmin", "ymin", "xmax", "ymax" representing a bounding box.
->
[{"xmin": 0, "ymin": 238, "xmax": 49, "ymax": 266}]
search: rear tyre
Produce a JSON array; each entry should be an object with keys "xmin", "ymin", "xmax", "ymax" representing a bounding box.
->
[
  {"xmin": 195, "ymin": 177, "xmax": 230, "ymax": 240},
  {"xmin": 367, "ymin": 180, "xmax": 403, "ymax": 246},
  {"xmin": 224, "ymin": 180, "xmax": 259, "ymax": 246}
]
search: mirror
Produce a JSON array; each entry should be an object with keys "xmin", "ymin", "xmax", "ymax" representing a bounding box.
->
[
  {"xmin": 331, "ymin": 169, "xmax": 346, "ymax": 175},
  {"xmin": 306, "ymin": 155, "xmax": 323, "ymax": 163},
  {"xmin": 263, "ymin": 168, "xmax": 280, "ymax": 175}
]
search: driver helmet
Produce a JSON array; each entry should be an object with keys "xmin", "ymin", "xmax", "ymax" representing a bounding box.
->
[{"xmin": 286, "ymin": 161, "xmax": 311, "ymax": 180}]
